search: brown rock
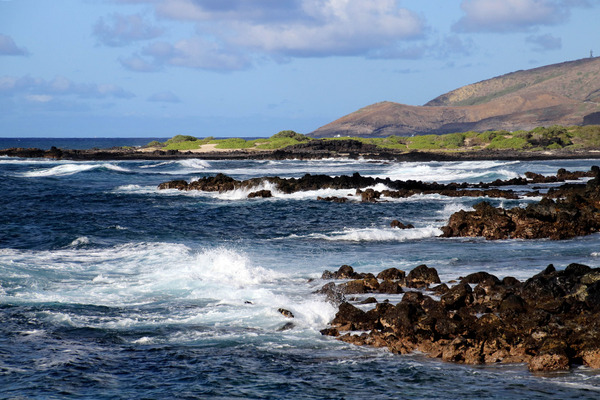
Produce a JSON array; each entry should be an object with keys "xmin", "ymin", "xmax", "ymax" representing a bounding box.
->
[
  {"xmin": 376, "ymin": 268, "xmax": 405, "ymax": 281},
  {"xmin": 248, "ymin": 190, "xmax": 272, "ymax": 198},
  {"xmin": 406, "ymin": 265, "xmax": 441, "ymax": 288}
]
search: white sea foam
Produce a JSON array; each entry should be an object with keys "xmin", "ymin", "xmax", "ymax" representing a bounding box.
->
[
  {"xmin": 378, "ymin": 161, "xmax": 521, "ymax": 183},
  {"xmin": 0, "ymin": 243, "xmax": 333, "ymax": 333},
  {"xmin": 21, "ymin": 163, "xmax": 131, "ymax": 177},
  {"xmin": 67, "ymin": 236, "xmax": 91, "ymax": 248},
  {"xmin": 177, "ymin": 159, "xmax": 211, "ymax": 170},
  {"xmin": 300, "ymin": 226, "xmax": 442, "ymax": 242},
  {"xmin": 438, "ymin": 202, "xmax": 473, "ymax": 219},
  {"xmin": 113, "ymin": 184, "xmax": 158, "ymax": 195}
]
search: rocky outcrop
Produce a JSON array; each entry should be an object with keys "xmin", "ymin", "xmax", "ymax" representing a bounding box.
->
[
  {"xmin": 441, "ymin": 167, "xmax": 600, "ymax": 240},
  {"xmin": 158, "ymin": 172, "xmax": 526, "ymax": 201},
  {"xmin": 320, "ymin": 263, "xmax": 600, "ymax": 372}
]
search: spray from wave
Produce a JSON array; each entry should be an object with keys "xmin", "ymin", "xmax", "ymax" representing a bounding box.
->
[{"xmin": 21, "ymin": 163, "xmax": 131, "ymax": 177}]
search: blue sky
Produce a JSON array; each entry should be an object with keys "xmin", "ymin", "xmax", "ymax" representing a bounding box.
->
[{"xmin": 1, "ymin": 0, "xmax": 599, "ymax": 138}]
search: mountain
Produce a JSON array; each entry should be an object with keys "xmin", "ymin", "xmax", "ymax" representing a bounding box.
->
[{"xmin": 311, "ymin": 58, "xmax": 600, "ymax": 138}]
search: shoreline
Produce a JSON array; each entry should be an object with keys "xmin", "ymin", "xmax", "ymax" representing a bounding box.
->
[{"xmin": 2, "ymin": 139, "xmax": 600, "ymax": 162}]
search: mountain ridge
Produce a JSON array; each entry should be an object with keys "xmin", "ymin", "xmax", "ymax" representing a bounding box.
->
[{"xmin": 311, "ymin": 57, "xmax": 600, "ymax": 138}]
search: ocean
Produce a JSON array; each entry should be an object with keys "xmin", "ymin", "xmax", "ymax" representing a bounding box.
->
[{"xmin": 1, "ymin": 139, "xmax": 600, "ymax": 399}]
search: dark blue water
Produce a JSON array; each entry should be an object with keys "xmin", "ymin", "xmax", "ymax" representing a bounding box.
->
[
  {"xmin": 1, "ymin": 146, "xmax": 600, "ymax": 399},
  {"xmin": 0, "ymin": 137, "xmax": 170, "ymax": 150}
]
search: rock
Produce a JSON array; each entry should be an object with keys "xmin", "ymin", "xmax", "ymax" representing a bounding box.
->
[
  {"xmin": 315, "ymin": 282, "xmax": 345, "ymax": 304},
  {"xmin": 498, "ymin": 294, "xmax": 527, "ymax": 315},
  {"xmin": 360, "ymin": 188, "xmax": 380, "ymax": 202},
  {"xmin": 390, "ymin": 220, "xmax": 415, "ymax": 229},
  {"xmin": 440, "ymin": 283, "xmax": 473, "ymax": 310},
  {"xmin": 277, "ymin": 322, "xmax": 295, "ymax": 331},
  {"xmin": 278, "ymin": 308, "xmax": 294, "ymax": 318},
  {"xmin": 581, "ymin": 349, "xmax": 600, "ymax": 369},
  {"xmin": 340, "ymin": 277, "xmax": 380, "ymax": 294},
  {"xmin": 359, "ymin": 297, "xmax": 378, "ymax": 304},
  {"xmin": 376, "ymin": 268, "xmax": 405, "ymax": 281},
  {"xmin": 317, "ymin": 196, "xmax": 347, "ymax": 203},
  {"xmin": 320, "ymin": 327, "xmax": 340, "ymax": 337},
  {"xmin": 320, "ymin": 264, "xmax": 600, "ymax": 371},
  {"xmin": 460, "ymin": 272, "xmax": 501, "ymax": 285},
  {"xmin": 248, "ymin": 190, "xmax": 272, "ymax": 198},
  {"xmin": 378, "ymin": 280, "xmax": 403, "ymax": 294},
  {"xmin": 331, "ymin": 302, "xmax": 376, "ymax": 331},
  {"xmin": 528, "ymin": 353, "xmax": 570, "ymax": 372},
  {"xmin": 406, "ymin": 265, "xmax": 441, "ymax": 288},
  {"xmin": 322, "ymin": 265, "xmax": 362, "ymax": 280},
  {"xmin": 441, "ymin": 169, "xmax": 600, "ymax": 240},
  {"xmin": 157, "ymin": 180, "xmax": 188, "ymax": 190}
]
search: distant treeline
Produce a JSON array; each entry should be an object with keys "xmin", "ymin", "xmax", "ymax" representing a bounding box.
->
[{"xmin": 145, "ymin": 125, "xmax": 600, "ymax": 152}]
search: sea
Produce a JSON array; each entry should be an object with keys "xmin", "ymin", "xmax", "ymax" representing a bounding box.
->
[{"xmin": 1, "ymin": 138, "xmax": 600, "ymax": 399}]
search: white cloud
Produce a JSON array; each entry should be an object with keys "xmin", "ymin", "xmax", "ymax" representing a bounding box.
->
[
  {"xmin": 453, "ymin": 0, "xmax": 576, "ymax": 32},
  {"xmin": 139, "ymin": 38, "xmax": 250, "ymax": 71},
  {"xmin": 150, "ymin": 0, "xmax": 424, "ymax": 58},
  {"xmin": 0, "ymin": 34, "xmax": 29, "ymax": 56},
  {"xmin": 94, "ymin": 13, "xmax": 163, "ymax": 47}
]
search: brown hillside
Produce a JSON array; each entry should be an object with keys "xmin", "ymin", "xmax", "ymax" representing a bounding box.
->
[{"xmin": 312, "ymin": 58, "xmax": 600, "ymax": 138}]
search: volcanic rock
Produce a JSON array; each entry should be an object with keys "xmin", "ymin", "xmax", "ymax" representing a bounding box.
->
[{"xmin": 321, "ymin": 263, "xmax": 600, "ymax": 372}]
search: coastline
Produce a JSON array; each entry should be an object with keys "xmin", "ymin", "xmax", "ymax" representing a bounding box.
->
[{"xmin": 2, "ymin": 139, "xmax": 600, "ymax": 161}]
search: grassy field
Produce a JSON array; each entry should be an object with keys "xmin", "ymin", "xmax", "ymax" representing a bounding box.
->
[{"xmin": 144, "ymin": 125, "xmax": 600, "ymax": 152}]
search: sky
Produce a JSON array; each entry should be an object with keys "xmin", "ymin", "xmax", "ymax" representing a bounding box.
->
[{"xmin": 1, "ymin": 0, "xmax": 600, "ymax": 138}]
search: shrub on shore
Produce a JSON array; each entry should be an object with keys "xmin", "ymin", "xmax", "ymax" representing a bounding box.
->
[{"xmin": 148, "ymin": 124, "xmax": 600, "ymax": 152}]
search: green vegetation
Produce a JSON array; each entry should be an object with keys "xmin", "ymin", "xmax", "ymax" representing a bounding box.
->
[
  {"xmin": 146, "ymin": 125, "xmax": 600, "ymax": 153},
  {"xmin": 212, "ymin": 138, "xmax": 257, "ymax": 149}
]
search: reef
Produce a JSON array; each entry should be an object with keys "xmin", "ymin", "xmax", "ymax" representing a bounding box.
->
[
  {"xmin": 157, "ymin": 172, "xmax": 523, "ymax": 200},
  {"xmin": 441, "ymin": 166, "xmax": 600, "ymax": 240},
  {"xmin": 319, "ymin": 264, "xmax": 600, "ymax": 372}
]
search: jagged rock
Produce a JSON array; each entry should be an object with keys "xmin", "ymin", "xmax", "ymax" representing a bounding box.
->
[
  {"xmin": 321, "ymin": 263, "xmax": 600, "ymax": 372},
  {"xmin": 376, "ymin": 268, "xmax": 405, "ymax": 281},
  {"xmin": 441, "ymin": 168, "xmax": 600, "ymax": 240},
  {"xmin": 340, "ymin": 277, "xmax": 380, "ymax": 294},
  {"xmin": 440, "ymin": 283, "xmax": 473, "ymax": 310},
  {"xmin": 406, "ymin": 265, "xmax": 441, "ymax": 288},
  {"xmin": 317, "ymin": 196, "xmax": 348, "ymax": 203},
  {"xmin": 359, "ymin": 297, "xmax": 378, "ymax": 304},
  {"xmin": 315, "ymin": 282, "xmax": 345, "ymax": 304},
  {"xmin": 278, "ymin": 308, "xmax": 294, "ymax": 318},
  {"xmin": 248, "ymin": 190, "xmax": 272, "ymax": 198},
  {"xmin": 378, "ymin": 280, "xmax": 403, "ymax": 294},
  {"xmin": 390, "ymin": 220, "xmax": 415, "ymax": 229},
  {"xmin": 157, "ymin": 180, "xmax": 188, "ymax": 190},
  {"xmin": 321, "ymin": 265, "xmax": 362, "ymax": 280},
  {"xmin": 277, "ymin": 322, "xmax": 295, "ymax": 332},
  {"xmin": 360, "ymin": 188, "xmax": 380, "ymax": 202}
]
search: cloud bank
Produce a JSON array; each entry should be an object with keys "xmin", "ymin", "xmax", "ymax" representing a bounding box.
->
[{"xmin": 109, "ymin": 0, "xmax": 426, "ymax": 71}]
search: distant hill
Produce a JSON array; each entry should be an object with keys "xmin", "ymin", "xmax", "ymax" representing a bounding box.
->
[{"xmin": 311, "ymin": 58, "xmax": 600, "ymax": 138}]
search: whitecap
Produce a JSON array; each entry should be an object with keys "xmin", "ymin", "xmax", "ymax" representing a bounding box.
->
[
  {"xmin": 21, "ymin": 163, "xmax": 131, "ymax": 177},
  {"xmin": 377, "ymin": 161, "xmax": 521, "ymax": 183},
  {"xmin": 177, "ymin": 159, "xmax": 211, "ymax": 170},
  {"xmin": 300, "ymin": 226, "xmax": 443, "ymax": 242},
  {"xmin": 67, "ymin": 236, "xmax": 90, "ymax": 248}
]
